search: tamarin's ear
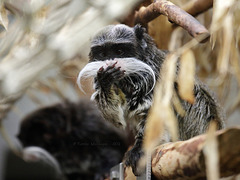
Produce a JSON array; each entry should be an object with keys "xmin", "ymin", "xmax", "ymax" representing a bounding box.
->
[
  {"xmin": 133, "ymin": 24, "xmax": 145, "ymax": 40},
  {"xmin": 134, "ymin": 24, "xmax": 147, "ymax": 48}
]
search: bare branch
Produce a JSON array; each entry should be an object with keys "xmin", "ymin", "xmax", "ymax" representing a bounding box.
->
[
  {"xmin": 134, "ymin": 0, "xmax": 210, "ymax": 42},
  {"xmin": 150, "ymin": 128, "xmax": 240, "ymax": 179},
  {"xmin": 124, "ymin": 128, "xmax": 240, "ymax": 179}
]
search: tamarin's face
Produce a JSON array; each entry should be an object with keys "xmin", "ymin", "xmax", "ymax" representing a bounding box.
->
[
  {"xmin": 77, "ymin": 24, "xmax": 156, "ymax": 94},
  {"xmin": 89, "ymin": 24, "xmax": 138, "ymax": 61}
]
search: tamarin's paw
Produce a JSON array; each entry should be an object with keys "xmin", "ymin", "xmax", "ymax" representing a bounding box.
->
[
  {"xmin": 124, "ymin": 145, "xmax": 144, "ymax": 176},
  {"xmin": 97, "ymin": 62, "xmax": 125, "ymax": 89}
]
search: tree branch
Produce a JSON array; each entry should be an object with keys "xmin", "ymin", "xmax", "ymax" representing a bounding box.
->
[
  {"xmin": 150, "ymin": 127, "xmax": 240, "ymax": 179},
  {"xmin": 133, "ymin": 0, "xmax": 210, "ymax": 42},
  {"xmin": 124, "ymin": 127, "xmax": 240, "ymax": 179}
]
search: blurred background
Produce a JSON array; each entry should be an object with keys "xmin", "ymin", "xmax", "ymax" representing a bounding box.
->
[{"xmin": 0, "ymin": 0, "xmax": 239, "ymax": 179}]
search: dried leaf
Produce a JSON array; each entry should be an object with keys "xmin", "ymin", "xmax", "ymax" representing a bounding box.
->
[
  {"xmin": 143, "ymin": 103, "xmax": 164, "ymax": 153},
  {"xmin": 143, "ymin": 54, "xmax": 179, "ymax": 154},
  {"xmin": 211, "ymin": 0, "xmax": 235, "ymax": 49},
  {"xmin": 220, "ymin": 15, "xmax": 233, "ymax": 76},
  {"xmin": 203, "ymin": 121, "xmax": 220, "ymax": 180},
  {"xmin": 211, "ymin": 0, "xmax": 235, "ymax": 31},
  {"xmin": 178, "ymin": 49, "xmax": 196, "ymax": 104},
  {"xmin": 159, "ymin": 54, "xmax": 179, "ymax": 142},
  {"xmin": 162, "ymin": 54, "xmax": 178, "ymax": 105},
  {"xmin": 143, "ymin": 100, "xmax": 179, "ymax": 154},
  {"xmin": 172, "ymin": 90, "xmax": 185, "ymax": 117},
  {"xmin": 168, "ymin": 28, "xmax": 184, "ymax": 51},
  {"xmin": 0, "ymin": 4, "xmax": 8, "ymax": 30}
]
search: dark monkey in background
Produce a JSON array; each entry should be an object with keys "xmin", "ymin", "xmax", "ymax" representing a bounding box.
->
[
  {"xmin": 77, "ymin": 24, "xmax": 225, "ymax": 175},
  {"xmin": 18, "ymin": 99, "xmax": 128, "ymax": 179}
]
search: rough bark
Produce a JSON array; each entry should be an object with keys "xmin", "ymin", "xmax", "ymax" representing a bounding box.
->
[
  {"xmin": 133, "ymin": 0, "xmax": 210, "ymax": 42},
  {"xmin": 151, "ymin": 127, "xmax": 240, "ymax": 179},
  {"xmin": 124, "ymin": 128, "xmax": 240, "ymax": 179}
]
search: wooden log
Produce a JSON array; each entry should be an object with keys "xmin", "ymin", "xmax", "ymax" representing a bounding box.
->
[
  {"xmin": 151, "ymin": 127, "xmax": 240, "ymax": 179},
  {"xmin": 124, "ymin": 128, "xmax": 240, "ymax": 179}
]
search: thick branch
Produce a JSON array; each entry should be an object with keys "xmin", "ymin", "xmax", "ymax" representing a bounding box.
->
[
  {"xmin": 134, "ymin": 0, "xmax": 210, "ymax": 42},
  {"xmin": 124, "ymin": 128, "xmax": 240, "ymax": 179},
  {"xmin": 182, "ymin": 0, "xmax": 213, "ymax": 17},
  {"xmin": 151, "ymin": 127, "xmax": 240, "ymax": 179}
]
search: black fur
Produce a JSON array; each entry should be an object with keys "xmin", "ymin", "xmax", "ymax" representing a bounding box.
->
[
  {"xmin": 18, "ymin": 99, "xmax": 128, "ymax": 180},
  {"xmin": 86, "ymin": 24, "xmax": 225, "ymax": 175}
]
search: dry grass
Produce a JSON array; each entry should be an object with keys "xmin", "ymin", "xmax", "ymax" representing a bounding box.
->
[
  {"xmin": 0, "ymin": 0, "xmax": 239, "ymax": 178},
  {"xmin": 144, "ymin": 0, "xmax": 240, "ymax": 179}
]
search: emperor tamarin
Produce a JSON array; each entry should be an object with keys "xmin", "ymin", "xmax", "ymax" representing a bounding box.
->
[{"xmin": 77, "ymin": 24, "xmax": 225, "ymax": 175}]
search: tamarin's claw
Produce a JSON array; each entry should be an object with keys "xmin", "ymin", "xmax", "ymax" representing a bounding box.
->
[
  {"xmin": 124, "ymin": 145, "xmax": 144, "ymax": 176},
  {"xmin": 98, "ymin": 66, "xmax": 104, "ymax": 72},
  {"xmin": 97, "ymin": 64, "xmax": 125, "ymax": 89}
]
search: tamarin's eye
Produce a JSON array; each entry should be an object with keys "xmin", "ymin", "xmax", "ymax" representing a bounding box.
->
[
  {"xmin": 116, "ymin": 49, "xmax": 124, "ymax": 56},
  {"xmin": 99, "ymin": 52, "xmax": 107, "ymax": 58}
]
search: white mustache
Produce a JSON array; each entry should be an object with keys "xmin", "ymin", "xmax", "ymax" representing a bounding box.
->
[{"xmin": 77, "ymin": 58, "xmax": 156, "ymax": 94}]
